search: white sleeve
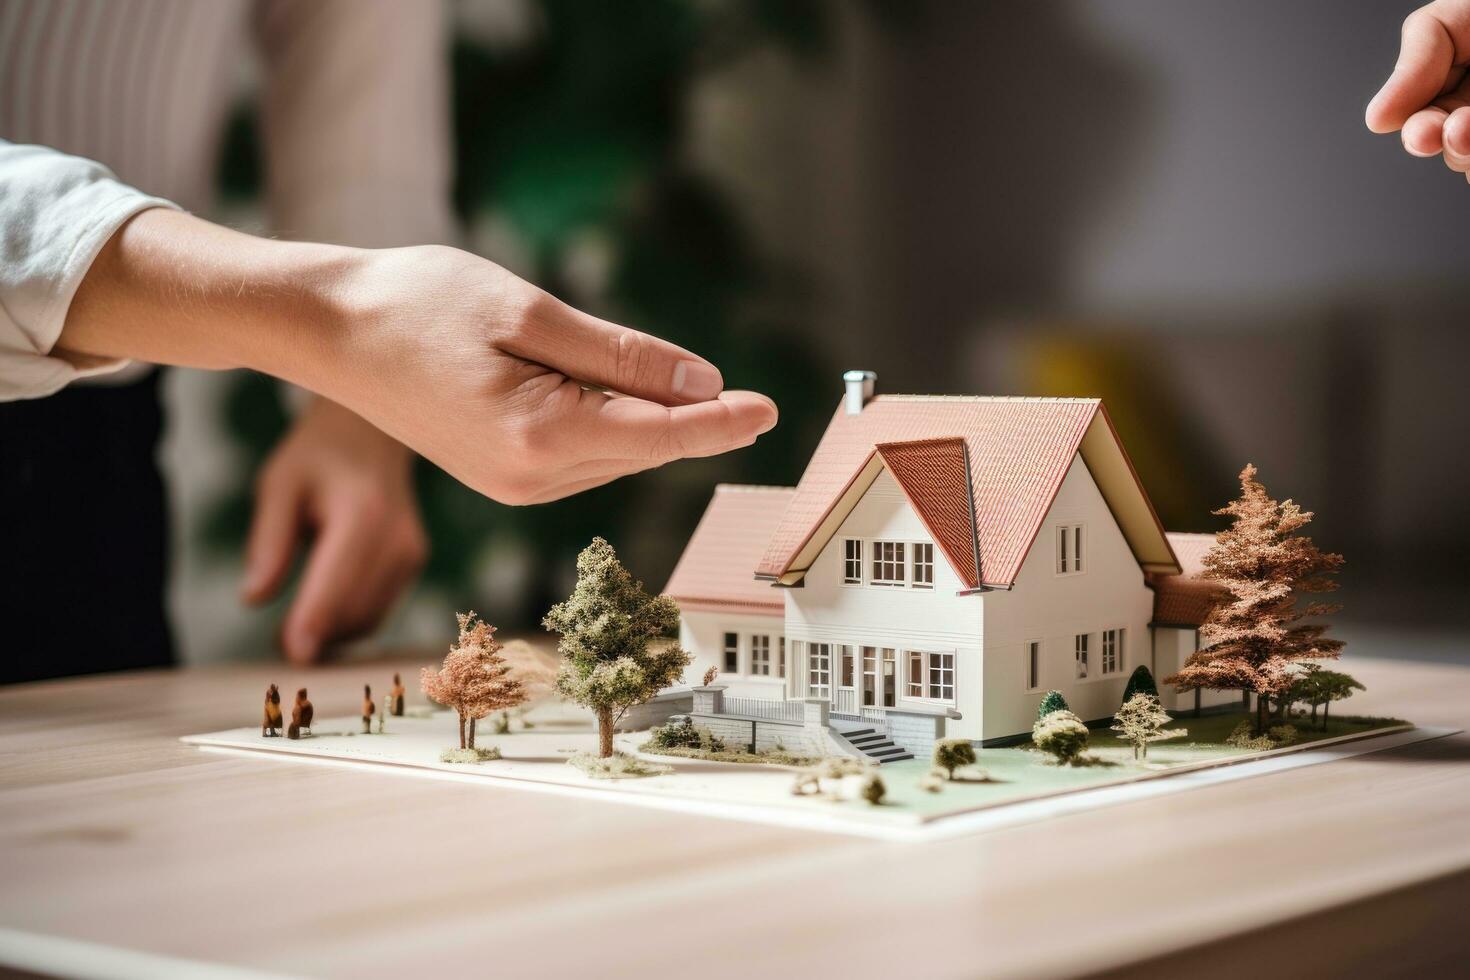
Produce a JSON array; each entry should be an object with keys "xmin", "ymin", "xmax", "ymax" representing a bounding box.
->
[{"xmin": 0, "ymin": 140, "xmax": 179, "ymax": 401}]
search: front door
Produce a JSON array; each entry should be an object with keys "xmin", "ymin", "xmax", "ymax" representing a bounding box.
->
[{"xmin": 862, "ymin": 647, "xmax": 898, "ymax": 709}]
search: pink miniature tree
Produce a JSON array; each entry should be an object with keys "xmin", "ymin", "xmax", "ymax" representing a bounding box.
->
[
  {"xmin": 422, "ymin": 612, "xmax": 527, "ymax": 750},
  {"xmin": 1165, "ymin": 465, "xmax": 1344, "ymax": 734}
]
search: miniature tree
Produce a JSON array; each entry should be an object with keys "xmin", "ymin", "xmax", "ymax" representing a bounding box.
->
[
  {"xmin": 1037, "ymin": 690, "xmax": 1070, "ymax": 719},
  {"xmin": 860, "ymin": 773, "xmax": 886, "ymax": 806},
  {"xmin": 1300, "ymin": 669, "xmax": 1365, "ymax": 728},
  {"xmin": 1110, "ymin": 693, "xmax": 1185, "ymax": 761},
  {"xmin": 544, "ymin": 538, "xmax": 691, "ymax": 759},
  {"xmin": 1164, "ymin": 465, "xmax": 1345, "ymax": 734},
  {"xmin": 933, "ymin": 738, "xmax": 977, "ymax": 780},
  {"xmin": 421, "ymin": 612, "xmax": 527, "ymax": 751},
  {"xmin": 702, "ymin": 666, "xmax": 718, "ymax": 687},
  {"xmin": 1032, "ymin": 709, "xmax": 1089, "ymax": 765},
  {"xmin": 1121, "ymin": 665, "xmax": 1158, "ymax": 705}
]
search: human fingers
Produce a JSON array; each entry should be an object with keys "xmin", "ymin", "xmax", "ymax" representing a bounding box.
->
[
  {"xmin": 497, "ymin": 291, "xmax": 725, "ymax": 406},
  {"xmin": 566, "ymin": 388, "xmax": 777, "ymax": 464},
  {"xmin": 280, "ymin": 507, "xmax": 383, "ymax": 664},
  {"xmin": 243, "ymin": 466, "xmax": 306, "ymax": 604},
  {"xmin": 1366, "ymin": 2, "xmax": 1467, "ymax": 133}
]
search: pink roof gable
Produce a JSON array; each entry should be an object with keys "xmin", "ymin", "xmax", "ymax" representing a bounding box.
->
[
  {"xmin": 875, "ymin": 438, "xmax": 981, "ymax": 589},
  {"xmin": 1150, "ymin": 531, "xmax": 1225, "ymax": 627},
  {"xmin": 664, "ymin": 484, "xmax": 794, "ymax": 616},
  {"xmin": 756, "ymin": 396, "xmax": 1112, "ymax": 588}
]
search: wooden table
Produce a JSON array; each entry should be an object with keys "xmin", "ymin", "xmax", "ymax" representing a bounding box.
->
[{"xmin": 1, "ymin": 641, "xmax": 1468, "ymax": 980}]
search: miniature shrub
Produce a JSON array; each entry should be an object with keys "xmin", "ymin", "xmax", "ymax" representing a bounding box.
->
[
  {"xmin": 1121, "ymin": 665, "xmax": 1159, "ymax": 705},
  {"xmin": 645, "ymin": 716, "xmax": 725, "ymax": 753},
  {"xmin": 791, "ymin": 771, "xmax": 821, "ymax": 796},
  {"xmin": 933, "ymin": 738, "xmax": 977, "ymax": 779},
  {"xmin": 1224, "ymin": 720, "xmax": 1274, "ymax": 751},
  {"xmin": 440, "ymin": 746, "xmax": 502, "ymax": 764},
  {"xmin": 639, "ymin": 744, "xmax": 817, "ymax": 767},
  {"xmin": 1268, "ymin": 724, "xmax": 1299, "ymax": 747},
  {"xmin": 918, "ymin": 772, "xmax": 945, "ymax": 794},
  {"xmin": 1037, "ymin": 690, "xmax": 1070, "ymax": 720},
  {"xmin": 1032, "ymin": 709, "xmax": 1089, "ymax": 765},
  {"xmin": 568, "ymin": 751, "xmax": 672, "ymax": 779},
  {"xmin": 860, "ymin": 773, "xmax": 886, "ymax": 806}
]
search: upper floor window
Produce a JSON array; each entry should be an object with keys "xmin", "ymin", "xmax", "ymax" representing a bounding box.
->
[
  {"xmin": 1075, "ymin": 633, "xmax": 1090, "ymax": 679},
  {"xmin": 1026, "ymin": 640, "xmax": 1041, "ymax": 691},
  {"xmin": 751, "ymin": 634, "xmax": 772, "ymax": 675},
  {"xmin": 1057, "ymin": 524, "xmax": 1084, "ymax": 574},
  {"xmin": 1101, "ymin": 628, "xmax": 1123, "ymax": 675},
  {"xmin": 723, "ymin": 632, "xmax": 739, "ymax": 674},
  {"xmin": 912, "ymin": 542, "xmax": 934, "ymax": 588},
  {"xmin": 871, "ymin": 540, "xmax": 906, "ymax": 586},
  {"xmin": 842, "ymin": 539, "xmax": 863, "ymax": 584}
]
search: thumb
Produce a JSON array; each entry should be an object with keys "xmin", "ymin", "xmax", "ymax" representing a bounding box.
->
[{"xmin": 1366, "ymin": 6, "xmax": 1461, "ymax": 133}]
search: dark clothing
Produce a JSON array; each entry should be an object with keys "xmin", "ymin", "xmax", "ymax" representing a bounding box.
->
[{"xmin": 0, "ymin": 371, "xmax": 174, "ymax": 683}]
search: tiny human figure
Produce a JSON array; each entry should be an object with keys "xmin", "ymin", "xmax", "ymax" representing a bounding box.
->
[
  {"xmin": 262, "ymin": 684, "xmax": 283, "ymax": 737},
  {"xmin": 390, "ymin": 673, "xmax": 406, "ymax": 716},
  {"xmin": 362, "ymin": 685, "xmax": 375, "ymax": 734},
  {"xmin": 379, "ymin": 695, "xmax": 390, "ymax": 734},
  {"xmin": 288, "ymin": 688, "xmax": 313, "ymax": 740}
]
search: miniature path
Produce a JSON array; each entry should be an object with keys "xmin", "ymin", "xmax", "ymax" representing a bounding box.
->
[{"xmin": 2, "ymin": 644, "xmax": 1469, "ymax": 979}]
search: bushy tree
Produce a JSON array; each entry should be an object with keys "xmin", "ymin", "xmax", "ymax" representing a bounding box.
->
[
  {"xmin": 544, "ymin": 538, "xmax": 691, "ymax": 758},
  {"xmin": 1110, "ymin": 693, "xmax": 1184, "ymax": 761},
  {"xmin": 860, "ymin": 773, "xmax": 886, "ymax": 806},
  {"xmin": 1033, "ymin": 709, "xmax": 1090, "ymax": 765},
  {"xmin": 1164, "ymin": 465, "xmax": 1345, "ymax": 733},
  {"xmin": 421, "ymin": 612, "xmax": 527, "ymax": 750},
  {"xmin": 1037, "ymin": 690, "xmax": 1070, "ymax": 720},
  {"xmin": 1121, "ymin": 665, "xmax": 1159, "ymax": 705},
  {"xmin": 1298, "ymin": 669, "xmax": 1364, "ymax": 728},
  {"xmin": 932, "ymin": 738, "xmax": 977, "ymax": 780}
]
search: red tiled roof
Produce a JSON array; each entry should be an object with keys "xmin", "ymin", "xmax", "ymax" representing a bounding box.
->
[
  {"xmin": 756, "ymin": 396, "xmax": 1110, "ymax": 588},
  {"xmin": 1150, "ymin": 531, "xmax": 1225, "ymax": 627},
  {"xmin": 875, "ymin": 438, "xmax": 980, "ymax": 589},
  {"xmin": 663, "ymin": 484, "xmax": 793, "ymax": 616}
]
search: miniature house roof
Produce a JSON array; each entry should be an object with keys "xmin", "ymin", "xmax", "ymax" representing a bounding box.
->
[
  {"xmin": 1149, "ymin": 531, "xmax": 1225, "ymax": 628},
  {"xmin": 755, "ymin": 395, "xmax": 1181, "ymax": 590},
  {"xmin": 663, "ymin": 484, "xmax": 795, "ymax": 616}
]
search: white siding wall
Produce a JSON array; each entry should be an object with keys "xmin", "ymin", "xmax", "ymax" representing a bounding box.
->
[
  {"xmin": 678, "ymin": 610, "xmax": 788, "ymax": 698},
  {"xmin": 1152, "ymin": 626, "xmax": 1243, "ymax": 713},
  {"xmin": 980, "ymin": 455, "xmax": 1156, "ymax": 740},
  {"xmin": 784, "ymin": 470, "xmax": 985, "ymax": 740}
]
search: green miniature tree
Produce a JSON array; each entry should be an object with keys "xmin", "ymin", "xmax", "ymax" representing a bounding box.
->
[
  {"xmin": 1033, "ymin": 709, "xmax": 1090, "ymax": 765},
  {"xmin": 544, "ymin": 538, "xmax": 691, "ymax": 758},
  {"xmin": 1300, "ymin": 669, "xmax": 1365, "ymax": 728},
  {"xmin": 1110, "ymin": 693, "xmax": 1185, "ymax": 761},
  {"xmin": 1037, "ymin": 690, "xmax": 1070, "ymax": 720},
  {"xmin": 932, "ymin": 738, "xmax": 977, "ymax": 780},
  {"xmin": 1121, "ymin": 665, "xmax": 1159, "ymax": 705}
]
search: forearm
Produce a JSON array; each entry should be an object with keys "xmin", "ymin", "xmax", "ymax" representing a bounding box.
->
[{"xmin": 57, "ymin": 208, "xmax": 361, "ymax": 389}]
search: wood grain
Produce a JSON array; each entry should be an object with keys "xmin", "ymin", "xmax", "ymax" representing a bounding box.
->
[{"xmin": 0, "ymin": 648, "xmax": 1467, "ymax": 979}]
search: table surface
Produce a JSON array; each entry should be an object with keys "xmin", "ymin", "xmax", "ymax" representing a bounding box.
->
[{"xmin": 2, "ymin": 637, "xmax": 1468, "ymax": 980}]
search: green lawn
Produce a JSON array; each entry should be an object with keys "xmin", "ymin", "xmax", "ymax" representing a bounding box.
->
[{"xmin": 873, "ymin": 712, "xmax": 1408, "ymax": 817}]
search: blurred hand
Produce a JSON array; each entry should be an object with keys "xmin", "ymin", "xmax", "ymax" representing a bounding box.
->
[
  {"xmin": 1366, "ymin": 0, "xmax": 1470, "ymax": 177},
  {"xmin": 243, "ymin": 398, "xmax": 427, "ymax": 664}
]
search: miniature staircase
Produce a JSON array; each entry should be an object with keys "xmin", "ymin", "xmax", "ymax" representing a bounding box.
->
[{"xmin": 840, "ymin": 727, "xmax": 913, "ymax": 764}]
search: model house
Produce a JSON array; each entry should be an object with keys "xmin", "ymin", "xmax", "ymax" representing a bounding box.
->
[{"xmin": 663, "ymin": 372, "xmax": 1234, "ymax": 756}]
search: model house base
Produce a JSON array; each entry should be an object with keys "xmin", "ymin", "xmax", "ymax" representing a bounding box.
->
[{"xmin": 662, "ymin": 373, "xmax": 1237, "ymax": 759}]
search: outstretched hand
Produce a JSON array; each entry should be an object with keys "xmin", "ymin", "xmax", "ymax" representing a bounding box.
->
[{"xmin": 1366, "ymin": 0, "xmax": 1470, "ymax": 177}]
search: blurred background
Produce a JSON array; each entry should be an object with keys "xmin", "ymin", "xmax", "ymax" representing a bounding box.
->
[{"xmin": 168, "ymin": 0, "xmax": 1468, "ymax": 663}]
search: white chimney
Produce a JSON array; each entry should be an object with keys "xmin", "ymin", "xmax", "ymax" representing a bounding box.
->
[{"xmin": 843, "ymin": 370, "xmax": 876, "ymax": 415}]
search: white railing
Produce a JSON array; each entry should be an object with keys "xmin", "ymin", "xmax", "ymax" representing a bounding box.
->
[
  {"xmin": 861, "ymin": 706, "xmax": 887, "ymax": 725},
  {"xmin": 721, "ymin": 695, "xmax": 804, "ymax": 723},
  {"xmin": 833, "ymin": 689, "xmax": 857, "ymax": 716}
]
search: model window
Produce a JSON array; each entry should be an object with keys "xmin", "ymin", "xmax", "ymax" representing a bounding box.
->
[
  {"xmin": 842, "ymin": 539, "xmax": 862, "ymax": 584},
  {"xmin": 1026, "ymin": 640, "xmax": 1041, "ymax": 691},
  {"xmin": 871, "ymin": 540, "xmax": 906, "ymax": 585},
  {"xmin": 1075, "ymin": 633, "xmax": 1089, "ymax": 679},
  {"xmin": 751, "ymin": 634, "xmax": 771, "ymax": 676},
  {"xmin": 907, "ymin": 651, "xmax": 924, "ymax": 698},
  {"xmin": 912, "ymin": 542, "xmax": 934, "ymax": 588},
  {"xmin": 927, "ymin": 652, "xmax": 955, "ymax": 701},
  {"xmin": 723, "ymin": 632, "xmax": 739, "ymax": 674},
  {"xmin": 841, "ymin": 645, "xmax": 855, "ymax": 688},
  {"xmin": 809, "ymin": 642, "xmax": 831, "ymax": 697},
  {"xmin": 778, "ymin": 637, "xmax": 786, "ymax": 678},
  {"xmin": 1101, "ymin": 629, "xmax": 1123, "ymax": 675},
  {"xmin": 1057, "ymin": 524, "xmax": 1084, "ymax": 574}
]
